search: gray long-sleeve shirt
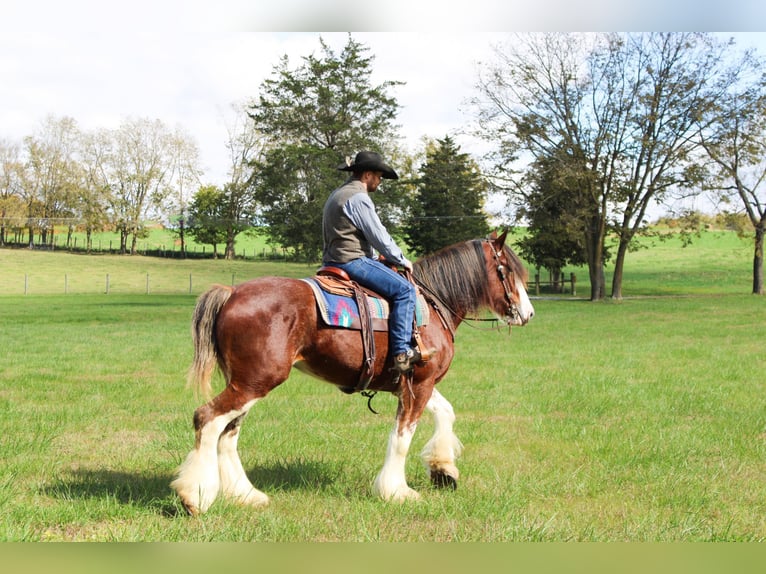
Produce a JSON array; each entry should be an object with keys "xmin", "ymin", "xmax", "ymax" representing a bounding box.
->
[{"xmin": 322, "ymin": 178, "xmax": 411, "ymax": 268}]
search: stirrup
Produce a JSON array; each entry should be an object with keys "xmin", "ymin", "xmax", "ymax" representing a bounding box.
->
[{"xmin": 392, "ymin": 347, "xmax": 436, "ymax": 373}]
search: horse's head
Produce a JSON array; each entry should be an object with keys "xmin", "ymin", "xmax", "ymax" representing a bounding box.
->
[{"xmin": 485, "ymin": 231, "xmax": 535, "ymax": 326}]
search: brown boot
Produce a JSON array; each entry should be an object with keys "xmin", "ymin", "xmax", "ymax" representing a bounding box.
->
[{"xmin": 392, "ymin": 347, "xmax": 436, "ymax": 373}]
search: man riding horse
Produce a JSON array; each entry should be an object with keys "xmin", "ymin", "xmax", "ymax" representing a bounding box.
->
[{"xmin": 322, "ymin": 151, "xmax": 432, "ymax": 374}]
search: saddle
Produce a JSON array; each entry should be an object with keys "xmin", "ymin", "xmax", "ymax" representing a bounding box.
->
[{"xmin": 302, "ymin": 266, "xmax": 430, "ymax": 392}]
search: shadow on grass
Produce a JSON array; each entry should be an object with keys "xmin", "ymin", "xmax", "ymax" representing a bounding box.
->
[
  {"xmin": 42, "ymin": 469, "xmax": 183, "ymax": 517},
  {"xmin": 246, "ymin": 457, "xmax": 342, "ymax": 492},
  {"xmin": 42, "ymin": 458, "xmax": 340, "ymax": 516}
]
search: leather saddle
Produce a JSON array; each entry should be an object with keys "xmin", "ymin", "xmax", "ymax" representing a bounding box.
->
[{"xmin": 303, "ymin": 266, "xmax": 427, "ymax": 393}]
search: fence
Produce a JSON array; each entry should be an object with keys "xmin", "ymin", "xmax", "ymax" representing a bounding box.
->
[
  {"xmin": 0, "ymin": 238, "xmax": 290, "ymax": 261},
  {"xmin": 531, "ymin": 272, "xmax": 577, "ymax": 296},
  {"xmin": 8, "ymin": 272, "xmax": 248, "ymax": 296}
]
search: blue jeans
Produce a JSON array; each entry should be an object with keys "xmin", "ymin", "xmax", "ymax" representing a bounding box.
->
[{"xmin": 329, "ymin": 257, "xmax": 416, "ymax": 356}]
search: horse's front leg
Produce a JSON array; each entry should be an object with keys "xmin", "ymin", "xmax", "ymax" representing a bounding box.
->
[
  {"xmin": 373, "ymin": 377, "xmax": 433, "ymax": 502},
  {"xmin": 421, "ymin": 387, "xmax": 463, "ymax": 489}
]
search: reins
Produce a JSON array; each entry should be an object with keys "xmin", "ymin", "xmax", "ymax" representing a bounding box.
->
[
  {"xmin": 413, "ymin": 238, "xmax": 520, "ymax": 333},
  {"xmin": 414, "ymin": 279, "xmax": 505, "ymax": 332}
]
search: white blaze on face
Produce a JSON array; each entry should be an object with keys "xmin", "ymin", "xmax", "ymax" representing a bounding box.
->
[{"xmin": 513, "ymin": 277, "xmax": 535, "ymax": 325}]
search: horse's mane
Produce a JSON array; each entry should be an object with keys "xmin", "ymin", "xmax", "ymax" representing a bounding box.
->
[{"xmin": 412, "ymin": 238, "xmax": 527, "ymax": 316}]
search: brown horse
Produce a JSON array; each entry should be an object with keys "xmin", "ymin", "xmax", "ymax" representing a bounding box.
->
[{"xmin": 171, "ymin": 231, "xmax": 534, "ymax": 515}]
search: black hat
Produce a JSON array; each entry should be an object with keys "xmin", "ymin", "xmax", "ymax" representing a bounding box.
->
[{"xmin": 338, "ymin": 151, "xmax": 398, "ymax": 180}]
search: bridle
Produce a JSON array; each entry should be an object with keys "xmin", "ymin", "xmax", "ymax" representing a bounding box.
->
[
  {"xmin": 414, "ymin": 238, "xmax": 522, "ymax": 332},
  {"xmin": 486, "ymin": 238, "xmax": 521, "ymax": 325}
]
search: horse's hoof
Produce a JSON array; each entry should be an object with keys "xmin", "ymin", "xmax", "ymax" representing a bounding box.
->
[
  {"xmin": 430, "ymin": 470, "xmax": 457, "ymax": 490},
  {"xmin": 390, "ymin": 487, "xmax": 422, "ymax": 502},
  {"xmin": 180, "ymin": 500, "xmax": 201, "ymax": 517},
  {"xmin": 237, "ymin": 489, "xmax": 270, "ymax": 508}
]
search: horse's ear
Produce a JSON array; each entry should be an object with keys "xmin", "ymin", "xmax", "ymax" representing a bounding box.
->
[{"xmin": 492, "ymin": 229, "xmax": 508, "ymax": 248}]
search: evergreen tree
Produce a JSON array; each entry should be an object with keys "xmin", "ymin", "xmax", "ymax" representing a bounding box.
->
[
  {"xmin": 516, "ymin": 149, "xmax": 591, "ymax": 291},
  {"xmin": 249, "ymin": 35, "xmax": 402, "ymax": 262},
  {"xmin": 405, "ymin": 136, "xmax": 490, "ymax": 256}
]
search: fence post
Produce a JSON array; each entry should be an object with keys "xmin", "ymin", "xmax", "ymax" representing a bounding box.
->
[
  {"xmin": 106, "ymin": 274, "xmax": 110, "ymax": 294},
  {"xmin": 571, "ymin": 273, "xmax": 577, "ymax": 296},
  {"xmin": 189, "ymin": 274, "xmax": 193, "ymax": 294},
  {"xmin": 534, "ymin": 273, "xmax": 540, "ymax": 296}
]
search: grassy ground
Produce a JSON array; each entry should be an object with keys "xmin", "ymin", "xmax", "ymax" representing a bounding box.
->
[
  {"xmin": 0, "ymin": 226, "xmax": 756, "ymax": 296},
  {"xmin": 0, "ymin": 229, "xmax": 764, "ymax": 541}
]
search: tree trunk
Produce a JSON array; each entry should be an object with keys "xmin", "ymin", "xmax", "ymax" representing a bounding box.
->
[
  {"xmin": 178, "ymin": 219, "xmax": 186, "ymax": 259},
  {"xmin": 753, "ymin": 224, "xmax": 764, "ymax": 295},
  {"xmin": 584, "ymin": 215, "xmax": 606, "ymax": 301},
  {"xmin": 119, "ymin": 227, "xmax": 128, "ymax": 254},
  {"xmin": 611, "ymin": 239, "xmax": 629, "ymax": 300},
  {"xmin": 552, "ymin": 267, "xmax": 562, "ymax": 293},
  {"xmin": 224, "ymin": 233, "xmax": 235, "ymax": 260},
  {"xmin": 589, "ymin": 261, "xmax": 606, "ymax": 300},
  {"xmin": 223, "ymin": 223, "xmax": 237, "ymax": 260}
]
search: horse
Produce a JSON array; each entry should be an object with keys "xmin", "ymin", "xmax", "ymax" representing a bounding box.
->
[{"xmin": 171, "ymin": 231, "xmax": 535, "ymax": 515}]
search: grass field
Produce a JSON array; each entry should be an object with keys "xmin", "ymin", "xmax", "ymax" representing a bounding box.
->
[
  {"xmin": 0, "ymin": 226, "xmax": 755, "ymax": 296},
  {"xmin": 0, "ymin": 229, "xmax": 764, "ymax": 541}
]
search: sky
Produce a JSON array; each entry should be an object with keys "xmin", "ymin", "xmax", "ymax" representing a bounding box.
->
[{"xmin": 2, "ymin": 0, "xmax": 766, "ymax": 197}]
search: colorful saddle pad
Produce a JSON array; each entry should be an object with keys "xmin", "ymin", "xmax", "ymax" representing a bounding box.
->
[{"xmin": 302, "ymin": 277, "xmax": 428, "ymax": 331}]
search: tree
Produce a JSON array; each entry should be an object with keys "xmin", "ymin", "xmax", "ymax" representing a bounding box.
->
[
  {"xmin": 696, "ymin": 49, "xmax": 766, "ymax": 294},
  {"xmin": 0, "ymin": 138, "xmax": 25, "ymax": 246},
  {"xmin": 214, "ymin": 102, "xmax": 267, "ymax": 260},
  {"xmin": 248, "ymin": 35, "xmax": 403, "ymax": 261},
  {"xmin": 473, "ymin": 33, "xmax": 745, "ymax": 300},
  {"xmin": 77, "ymin": 128, "xmax": 113, "ymax": 252},
  {"xmin": 187, "ymin": 185, "xmax": 229, "ymax": 258},
  {"xmin": 109, "ymin": 117, "xmax": 175, "ymax": 254},
  {"xmin": 165, "ymin": 126, "xmax": 202, "ymax": 257},
  {"xmin": 515, "ymin": 148, "xmax": 590, "ymax": 290},
  {"xmin": 22, "ymin": 115, "xmax": 82, "ymax": 247},
  {"xmin": 404, "ymin": 136, "xmax": 490, "ymax": 256}
]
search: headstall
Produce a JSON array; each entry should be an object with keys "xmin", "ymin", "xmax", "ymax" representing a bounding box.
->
[{"xmin": 485, "ymin": 238, "xmax": 521, "ymax": 324}]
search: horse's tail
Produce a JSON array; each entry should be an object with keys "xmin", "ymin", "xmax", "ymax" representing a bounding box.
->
[{"xmin": 187, "ymin": 284, "xmax": 234, "ymax": 401}]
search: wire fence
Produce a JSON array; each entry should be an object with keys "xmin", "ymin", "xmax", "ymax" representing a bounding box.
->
[
  {"xmin": 0, "ymin": 237, "xmax": 290, "ymax": 261},
  {"xmin": 4, "ymin": 272, "xmax": 247, "ymax": 296}
]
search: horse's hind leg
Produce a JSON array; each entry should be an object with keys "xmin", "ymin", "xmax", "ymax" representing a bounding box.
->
[
  {"xmin": 217, "ymin": 411, "xmax": 269, "ymax": 508},
  {"xmin": 171, "ymin": 389, "xmax": 260, "ymax": 516},
  {"xmin": 421, "ymin": 387, "xmax": 463, "ymax": 490}
]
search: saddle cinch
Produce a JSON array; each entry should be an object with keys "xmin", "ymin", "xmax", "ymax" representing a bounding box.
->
[{"xmin": 301, "ymin": 266, "xmax": 430, "ymax": 392}]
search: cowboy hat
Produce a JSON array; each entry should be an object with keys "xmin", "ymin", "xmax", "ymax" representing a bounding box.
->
[{"xmin": 337, "ymin": 151, "xmax": 398, "ymax": 179}]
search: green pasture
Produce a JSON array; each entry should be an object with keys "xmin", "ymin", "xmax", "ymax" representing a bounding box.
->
[
  {"xmin": 16, "ymin": 225, "xmax": 282, "ymax": 260},
  {"xmin": 0, "ymin": 229, "xmax": 764, "ymax": 541},
  {"xmin": 0, "ymin": 226, "xmax": 755, "ymax": 296}
]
